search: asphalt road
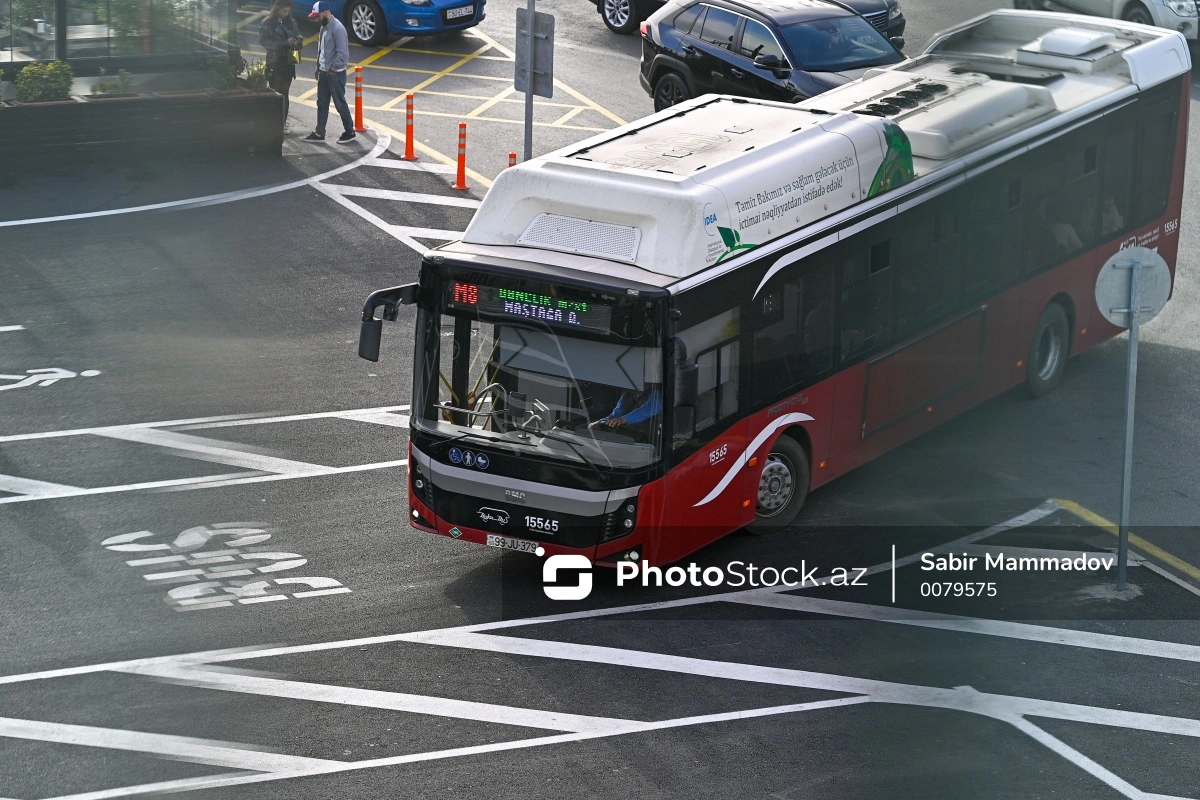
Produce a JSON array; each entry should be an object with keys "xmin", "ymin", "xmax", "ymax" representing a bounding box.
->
[{"xmin": 3, "ymin": 1, "xmax": 1200, "ymax": 798}]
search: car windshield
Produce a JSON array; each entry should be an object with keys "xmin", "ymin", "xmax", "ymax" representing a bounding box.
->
[
  {"xmin": 413, "ymin": 309, "xmax": 665, "ymax": 471},
  {"xmin": 781, "ymin": 16, "xmax": 903, "ymax": 72}
]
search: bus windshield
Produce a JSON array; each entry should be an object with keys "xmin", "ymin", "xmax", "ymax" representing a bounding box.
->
[{"xmin": 412, "ymin": 279, "xmax": 666, "ymax": 472}]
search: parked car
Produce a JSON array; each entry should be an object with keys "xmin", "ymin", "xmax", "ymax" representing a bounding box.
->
[
  {"xmin": 595, "ymin": 0, "xmax": 902, "ymax": 36},
  {"xmin": 640, "ymin": 0, "xmax": 906, "ymax": 111},
  {"xmin": 292, "ymin": 0, "xmax": 485, "ymax": 45},
  {"xmin": 1014, "ymin": 0, "xmax": 1198, "ymax": 44}
]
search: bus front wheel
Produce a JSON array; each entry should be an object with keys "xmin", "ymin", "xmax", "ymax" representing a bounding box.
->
[
  {"xmin": 745, "ymin": 436, "xmax": 810, "ymax": 534},
  {"xmin": 1027, "ymin": 303, "xmax": 1069, "ymax": 397}
]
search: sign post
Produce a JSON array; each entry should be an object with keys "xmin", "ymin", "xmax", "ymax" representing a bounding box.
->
[
  {"xmin": 1094, "ymin": 246, "xmax": 1171, "ymax": 589},
  {"xmin": 514, "ymin": 3, "xmax": 554, "ymax": 162}
]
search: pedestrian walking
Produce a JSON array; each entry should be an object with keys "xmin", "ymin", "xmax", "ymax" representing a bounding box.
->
[
  {"xmin": 304, "ymin": 0, "xmax": 356, "ymax": 144},
  {"xmin": 259, "ymin": 0, "xmax": 302, "ymax": 128}
]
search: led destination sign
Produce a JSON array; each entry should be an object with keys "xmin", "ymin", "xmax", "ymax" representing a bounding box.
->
[{"xmin": 449, "ymin": 282, "xmax": 614, "ymax": 332}]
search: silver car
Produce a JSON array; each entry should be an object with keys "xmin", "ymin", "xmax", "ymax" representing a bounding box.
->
[{"xmin": 1015, "ymin": 0, "xmax": 1199, "ymax": 42}]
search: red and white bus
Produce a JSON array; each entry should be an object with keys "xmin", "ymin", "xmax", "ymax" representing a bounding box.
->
[{"xmin": 360, "ymin": 9, "xmax": 1190, "ymax": 567}]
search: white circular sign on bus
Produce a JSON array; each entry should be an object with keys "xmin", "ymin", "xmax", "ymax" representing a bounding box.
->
[{"xmin": 1095, "ymin": 246, "xmax": 1171, "ymax": 329}]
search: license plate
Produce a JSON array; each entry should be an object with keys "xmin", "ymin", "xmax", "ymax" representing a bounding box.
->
[
  {"xmin": 486, "ymin": 534, "xmax": 540, "ymax": 554},
  {"xmin": 446, "ymin": 5, "xmax": 473, "ymax": 19}
]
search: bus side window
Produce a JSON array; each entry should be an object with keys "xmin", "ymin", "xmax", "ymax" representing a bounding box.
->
[
  {"xmin": 838, "ymin": 242, "xmax": 890, "ymax": 361},
  {"xmin": 694, "ymin": 341, "xmax": 738, "ymax": 430},
  {"xmin": 751, "ymin": 261, "xmax": 834, "ymax": 403},
  {"xmin": 1101, "ymin": 128, "xmax": 1134, "ymax": 238},
  {"xmin": 1133, "ymin": 101, "xmax": 1178, "ymax": 224},
  {"xmin": 1023, "ymin": 156, "xmax": 1065, "ymax": 271},
  {"xmin": 679, "ymin": 309, "xmax": 740, "ymax": 432},
  {"xmin": 1064, "ymin": 143, "xmax": 1101, "ymax": 249},
  {"xmin": 894, "ymin": 201, "xmax": 957, "ymax": 337},
  {"xmin": 966, "ymin": 170, "xmax": 1024, "ymax": 289}
]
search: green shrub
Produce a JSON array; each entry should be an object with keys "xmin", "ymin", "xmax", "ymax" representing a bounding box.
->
[
  {"xmin": 245, "ymin": 60, "xmax": 269, "ymax": 91},
  {"xmin": 15, "ymin": 61, "xmax": 74, "ymax": 102},
  {"xmin": 91, "ymin": 68, "xmax": 135, "ymax": 95},
  {"xmin": 208, "ymin": 55, "xmax": 248, "ymax": 91}
]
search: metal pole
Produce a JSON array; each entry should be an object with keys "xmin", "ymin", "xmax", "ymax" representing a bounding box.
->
[
  {"xmin": 523, "ymin": 0, "xmax": 535, "ymax": 162},
  {"xmin": 1116, "ymin": 262, "xmax": 1140, "ymax": 590}
]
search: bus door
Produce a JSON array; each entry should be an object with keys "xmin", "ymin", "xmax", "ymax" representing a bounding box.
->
[{"xmin": 659, "ymin": 309, "xmax": 750, "ymax": 565}]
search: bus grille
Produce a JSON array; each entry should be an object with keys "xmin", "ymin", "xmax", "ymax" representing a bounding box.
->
[{"xmin": 863, "ymin": 10, "xmax": 887, "ymax": 33}]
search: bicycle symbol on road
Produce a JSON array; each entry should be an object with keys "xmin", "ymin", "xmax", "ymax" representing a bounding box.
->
[{"xmin": 0, "ymin": 368, "xmax": 101, "ymax": 391}]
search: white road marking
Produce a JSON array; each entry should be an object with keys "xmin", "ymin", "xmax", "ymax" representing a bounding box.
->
[
  {"xmin": 312, "ymin": 181, "xmax": 430, "ymax": 254},
  {"xmin": 0, "ymin": 324, "xmax": 25, "ymax": 332},
  {"xmin": 0, "ymin": 368, "xmax": 100, "ymax": 391},
  {"xmin": 731, "ymin": 593, "xmax": 1200, "ymax": 662},
  {"xmin": 388, "ymin": 224, "xmax": 462, "ymax": 240},
  {"xmin": 0, "ymin": 136, "xmax": 391, "ymax": 229},
  {"xmin": 95, "ymin": 428, "xmax": 333, "ymax": 477},
  {"xmin": 126, "ymin": 664, "xmax": 638, "ymax": 734},
  {"xmin": 175, "ymin": 405, "xmax": 409, "ymax": 431},
  {"xmin": 156, "ymin": 459, "xmax": 408, "ymax": 494},
  {"xmin": 0, "ymin": 474, "xmax": 83, "ymax": 498},
  {"xmin": 0, "ymin": 716, "xmax": 338, "ymax": 774},
  {"xmin": 327, "ymin": 184, "xmax": 481, "ymax": 209},
  {"xmin": 335, "ymin": 409, "xmax": 410, "ymax": 428},
  {"xmin": 0, "ymin": 404, "xmax": 407, "ymax": 442},
  {"xmin": 403, "ymin": 630, "xmax": 1200, "ymax": 739},
  {"xmin": 0, "ymin": 405, "xmax": 412, "ymax": 504},
  {"xmin": 1001, "ymin": 713, "xmax": 1145, "ymax": 800},
  {"xmin": 1141, "ymin": 561, "xmax": 1200, "ymax": 599},
  {"xmin": 0, "ymin": 472, "xmax": 254, "ymax": 505},
  {"xmin": 34, "ymin": 697, "xmax": 872, "ymax": 800},
  {"xmin": 366, "ymin": 157, "xmax": 455, "ymax": 174}
]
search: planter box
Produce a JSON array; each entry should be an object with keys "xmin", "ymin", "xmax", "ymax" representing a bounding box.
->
[{"xmin": 0, "ymin": 90, "xmax": 284, "ymax": 167}]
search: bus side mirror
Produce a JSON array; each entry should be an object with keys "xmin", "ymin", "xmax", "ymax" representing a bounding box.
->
[
  {"xmin": 359, "ymin": 318, "xmax": 383, "ymax": 362},
  {"xmin": 358, "ymin": 283, "xmax": 419, "ymax": 362}
]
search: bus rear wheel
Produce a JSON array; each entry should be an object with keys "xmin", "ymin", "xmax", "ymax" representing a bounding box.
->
[
  {"xmin": 745, "ymin": 436, "xmax": 810, "ymax": 534},
  {"xmin": 1027, "ymin": 303, "xmax": 1069, "ymax": 397}
]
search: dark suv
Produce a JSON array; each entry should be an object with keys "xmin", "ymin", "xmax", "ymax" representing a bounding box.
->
[{"xmin": 640, "ymin": 0, "xmax": 906, "ymax": 111}]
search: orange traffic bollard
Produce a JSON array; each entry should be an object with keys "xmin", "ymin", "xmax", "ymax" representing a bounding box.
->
[
  {"xmin": 353, "ymin": 66, "xmax": 366, "ymax": 133},
  {"xmin": 402, "ymin": 93, "xmax": 417, "ymax": 161},
  {"xmin": 453, "ymin": 122, "xmax": 469, "ymax": 191},
  {"xmin": 508, "ymin": 151, "xmax": 516, "ymax": 169}
]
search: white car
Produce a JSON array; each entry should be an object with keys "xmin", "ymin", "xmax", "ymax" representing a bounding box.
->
[{"xmin": 1015, "ymin": 0, "xmax": 1198, "ymax": 42}]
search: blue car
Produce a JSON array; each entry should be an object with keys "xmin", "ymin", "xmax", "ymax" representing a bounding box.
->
[{"xmin": 294, "ymin": 0, "xmax": 485, "ymax": 45}]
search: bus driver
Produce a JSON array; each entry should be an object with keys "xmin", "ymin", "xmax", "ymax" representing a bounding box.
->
[{"xmin": 588, "ymin": 383, "xmax": 663, "ymax": 434}]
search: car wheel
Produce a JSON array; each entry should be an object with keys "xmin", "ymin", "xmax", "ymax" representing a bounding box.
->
[
  {"xmin": 1121, "ymin": 3, "xmax": 1154, "ymax": 26},
  {"xmin": 653, "ymin": 72, "xmax": 689, "ymax": 112},
  {"xmin": 601, "ymin": 0, "xmax": 638, "ymax": 34},
  {"xmin": 346, "ymin": 0, "xmax": 387, "ymax": 46},
  {"xmin": 1027, "ymin": 303, "xmax": 1069, "ymax": 398},
  {"xmin": 744, "ymin": 435, "xmax": 810, "ymax": 535}
]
